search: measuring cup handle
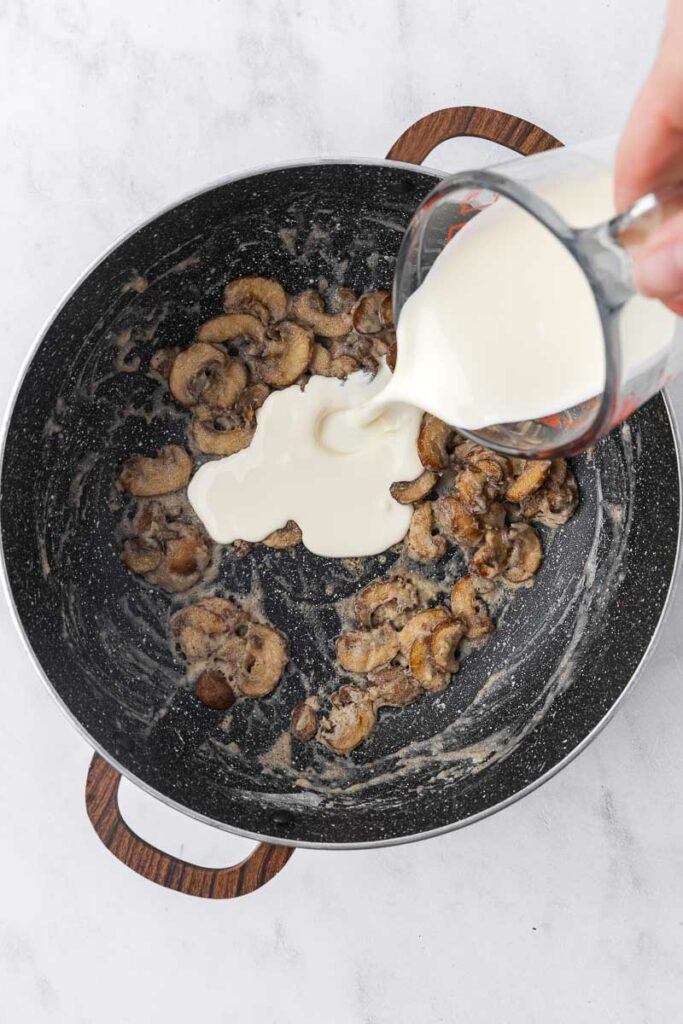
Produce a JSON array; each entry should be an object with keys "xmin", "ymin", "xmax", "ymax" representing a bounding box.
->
[{"xmin": 386, "ymin": 106, "xmax": 562, "ymax": 165}]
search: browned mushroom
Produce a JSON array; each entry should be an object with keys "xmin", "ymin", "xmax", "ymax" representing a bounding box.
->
[
  {"xmin": 519, "ymin": 460, "xmax": 578, "ymax": 527},
  {"xmin": 218, "ymin": 623, "xmax": 288, "ymax": 698},
  {"xmin": 368, "ymin": 665, "xmax": 422, "ymax": 706},
  {"xmin": 433, "ymin": 495, "xmax": 483, "ymax": 547},
  {"xmin": 309, "ymin": 342, "xmax": 333, "ymax": 376},
  {"xmin": 194, "ymin": 668, "xmax": 236, "ymax": 710},
  {"xmin": 319, "ymin": 684, "xmax": 377, "ymax": 753},
  {"xmin": 327, "ymin": 287, "xmax": 358, "ymax": 314},
  {"xmin": 409, "ymin": 636, "xmax": 449, "ymax": 691},
  {"xmin": 196, "ymin": 313, "xmax": 265, "ymax": 347},
  {"xmin": 201, "ymin": 360, "xmax": 248, "ymax": 409},
  {"xmin": 355, "ymin": 576, "xmax": 419, "ymax": 629},
  {"xmin": 380, "ymin": 293, "xmax": 394, "ymax": 329},
  {"xmin": 336, "ymin": 624, "xmax": 399, "ymax": 673},
  {"xmin": 121, "ymin": 536, "xmax": 163, "ymax": 574},
  {"xmin": 291, "ymin": 699, "xmax": 320, "ymax": 742},
  {"xmin": 223, "ymin": 277, "xmax": 288, "ymax": 324},
  {"xmin": 258, "ymin": 321, "xmax": 313, "ymax": 386},
  {"xmin": 398, "ymin": 607, "xmax": 451, "ymax": 658},
  {"xmin": 118, "ymin": 445, "xmax": 192, "ymax": 497},
  {"xmin": 453, "ymin": 467, "xmax": 489, "ymax": 513},
  {"xmin": 406, "ymin": 502, "xmax": 448, "ymax": 562},
  {"xmin": 149, "ymin": 346, "xmax": 180, "ymax": 381},
  {"xmin": 455, "ymin": 442, "xmax": 512, "ymax": 483},
  {"xmin": 290, "ymin": 289, "xmax": 354, "ymax": 337},
  {"xmin": 505, "ymin": 523, "xmax": 543, "ymax": 582},
  {"xmin": 352, "ymin": 290, "xmax": 391, "ymax": 333},
  {"xmin": 417, "ymin": 414, "xmax": 456, "ymax": 471},
  {"xmin": 145, "ymin": 523, "xmax": 211, "ymax": 592},
  {"xmin": 234, "ymin": 383, "xmax": 270, "ymax": 421},
  {"xmin": 450, "ymin": 576, "xmax": 493, "ymax": 640},
  {"xmin": 168, "ymin": 343, "xmax": 226, "ymax": 406},
  {"xmin": 470, "ymin": 528, "xmax": 510, "ymax": 579},
  {"xmin": 263, "ymin": 521, "xmax": 302, "ymax": 548},
  {"xmin": 430, "ymin": 618, "xmax": 465, "ymax": 672},
  {"xmin": 190, "ymin": 406, "xmax": 255, "ymax": 457},
  {"xmin": 171, "ymin": 596, "xmax": 247, "ymax": 660},
  {"xmin": 122, "ymin": 498, "xmax": 211, "ymax": 592},
  {"xmin": 390, "ymin": 470, "xmax": 438, "ymax": 505},
  {"xmin": 330, "ymin": 353, "xmax": 359, "ymax": 378},
  {"xmin": 505, "ymin": 459, "xmax": 552, "ymax": 503}
]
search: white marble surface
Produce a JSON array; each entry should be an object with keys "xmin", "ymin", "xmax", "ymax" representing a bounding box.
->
[{"xmin": 2, "ymin": 1, "xmax": 683, "ymax": 1021}]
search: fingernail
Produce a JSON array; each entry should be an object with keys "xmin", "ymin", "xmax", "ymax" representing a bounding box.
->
[{"xmin": 635, "ymin": 242, "xmax": 683, "ymax": 298}]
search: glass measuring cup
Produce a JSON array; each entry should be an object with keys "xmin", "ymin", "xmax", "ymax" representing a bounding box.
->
[{"xmin": 393, "ymin": 137, "xmax": 683, "ymax": 457}]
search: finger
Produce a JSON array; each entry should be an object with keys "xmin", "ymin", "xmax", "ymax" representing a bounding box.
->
[
  {"xmin": 615, "ymin": 68, "xmax": 683, "ymax": 210},
  {"xmin": 634, "ymin": 240, "xmax": 683, "ymax": 299}
]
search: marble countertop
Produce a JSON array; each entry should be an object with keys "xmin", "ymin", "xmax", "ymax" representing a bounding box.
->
[{"xmin": 2, "ymin": 1, "xmax": 683, "ymax": 1021}]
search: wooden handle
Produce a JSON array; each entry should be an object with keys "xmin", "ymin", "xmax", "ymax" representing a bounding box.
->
[
  {"xmin": 85, "ymin": 753, "xmax": 294, "ymax": 898},
  {"xmin": 387, "ymin": 105, "xmax": 562, "ymax": 165}
]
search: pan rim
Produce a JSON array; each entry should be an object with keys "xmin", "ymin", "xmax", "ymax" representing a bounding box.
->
[{"xmin": 1, "ymin": 158, "xmax": 681, "ymax": 850}]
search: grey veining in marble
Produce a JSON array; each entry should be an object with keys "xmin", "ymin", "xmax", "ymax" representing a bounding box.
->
[{"xmin": 2, "ymin": 1, "xmax": 682, "ymax": 1022}]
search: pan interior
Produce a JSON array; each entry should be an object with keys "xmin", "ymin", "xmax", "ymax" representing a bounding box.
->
[{"xmin": 1, "ymin": 163, "xmax": 679, "ymax": 846}]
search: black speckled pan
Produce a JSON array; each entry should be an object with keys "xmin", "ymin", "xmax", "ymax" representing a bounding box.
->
[{"xmin": 1, "ymin": 116, "xmax": 681, "ymax": 868}]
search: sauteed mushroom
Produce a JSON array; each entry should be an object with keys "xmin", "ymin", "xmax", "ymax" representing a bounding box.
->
[
  {"xmin": 398, "ymin": 607, "xmax": 451, "ymax": 657},
  {"xmin": 118, "ymin": 445, "xmax": 192, "ymax": 497},
  {"xmin": 169, "ymin": 343, "xmax": 226, "ymax": 407},
  {"xmin": 196, "ymin": 312, "xmax": 265, "ymax": 347},
  {"xmin": 433, "ymin": 495, "xmax": 483, "ymax": 547},
  {"xmin": 408, "ymin": 637, "xmax": 449, "ymax": 691},
  {"xmin": 319, "ymin": 685, "xmax": 377, "ymax": 753},
  {"xmin": 390, "ymin": 470, "xmax": 438, "ymax": 505},
  {"xmin": 171, "ymin": 596, "xmax": 246, "ymax": 660},
  {"xmin": 368, "ymin": 665, "xmax": 422, "ymax": 707},
  {"xmin": 406, "ymin": 502, "xmax": 447, "ymax": 561},
  {"xmin": 309, "ymin": 342, "xmax": 333, "ymax": 375},
  {"xmin": 379, "ymin": 293, "xmax": 394, "ymax": 329},
  {"xmin": 291, "ymin": 289, "xmax": 354, "ymax": 337},
  {"xmin": 417, "ymin": 414, "xmax": 456, "ymax": 471},
  {"xmin": 263, "ymin": 521, "xmax": 302, "ymax": 548},
  {"xmin": 505, "ymin": 523, "xmax": 543, "ymax": 582},
  {"xmin": 450, "ymin": 576, "xmax": 493, "ymax": 640},
  {"xmin": 223, "ymin": 276, "xmax": 288, "ymax": 324},
  {"xmin": 352, "ymin": 290, "xmax": 391, "ymax": 333},
  {"xmin": 190, "ymin": 406, "xmax": 255, "ymax": 456},
  {"xmin": 355, "ymin": 576, "xmax": 419, "ymax": 628},
  {"xmin": 258, "ymin": 321, "xmax": 313, "ymax": 387},
  {"xmin": 291, "ymin": 699, "xmax": 320, "ymax": 742},
  {"xmin": 149, "ymin": 346, "xmax": 180, "ymax": 381},
  {"xmin": 506, "ymin": 459, "xmax": 551, "ymax": 502},
  {"xmin": 194, "ymin": 669, "xmax": 236, "ymax": 710},
  {"xmin": 336, "ymin": 624, "xmax": 399, "ymax": 673},
  {"xmin": 520, "ymin": 460, "xmax": 578, "ymax": 526},
  {"xmin": 218, "ymin": 623, "xmax": 288, "ymax": 698},
  {"xmin": 122, "ymin": 497, "xmax": 211, "ymax": 592},
  {"xmin": 470, "ymin": 528, "xmax": 509, "ymax": 579},
  {"xmin": 430, "ymin": 618, "xmax": 465, "ymax": 671}
]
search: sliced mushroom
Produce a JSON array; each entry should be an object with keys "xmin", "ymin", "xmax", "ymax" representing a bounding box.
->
[
  {"xmin": 201, "ymin": 359, "xmax": 248, "ymax": 409},
  {"xmin": 430, "ymin": 618, "xmax": 465, "ymax": 672},
  {"xmin": 505, "ymin": 459, "xmax": 552, "ymax": 503},
  {"xmin": 380, "ymin": 293, "xmax": 394, "ymax": 329},
  {"xmin": 149, "ymin": 346, "xmax": 180, "ymax": 381},
  {"xmin": 386, "ymin": 339, "xmax": 397, "ymax": 371},
  {"xmin": 171, "ymin": 596, "xmax": 247, "ymax": 660},
  {"xmin": 453, "ymin": 467, "xmax": 489, "ymax": 513},
  {"xmin": 263, "ymin": 521, "xmax": 302, "ymax": 548},
  {"xmin": 327, "ymin": 286, "xmax": 358, "ymax": 315},
  {"xmin": 219, "ymin": 623, "xmax": 288, "ymax": 698},
  {"xmin": 169, "ymin": 343, "xmax": 226, "ymax": 407},
  {"xmin": 450, "ymin": 576, "xmax": 493, "ymax": 640},
  {"xmin": 520, "ymin": 461, "xmax": 578, "ymax": 527},
  {"xmin": 196, "ymin": 313, "xmax": 265, "ymax": 347},
  {"xmin": 194, "ymin": 669, "xmax": 237, "ymax": 710},
  {"xmin": 290, "ymin": 289, "xmax": 353, "ymax": 337},
  {"xmin": 352, "ymin": 290, "xmax": 391, "ymax": 333},
  {"xmin": 234, "ymin": 382, "xmax": 270, "ymax": 421},
  {"xmin": 409, "ymin": 636, "xmax": 449, "ymax": 691},
  {"xmin": 470, "ymin": 528, "xmax": 510, "ymax": 579},
  {"xmin": 144, "ymin": 523, "xmax": 211, "ymax": 593},
  {"xmin": 121, "ymin": 536, "xmax": 163, "ymax": 574},
  {"xmin": 330, "ymin": 353, "xmax": 359, "ymax": 378},
  {"xmin": 455, "ymin": 442, "xmax": 512, "ymax": 483},
  {"xmin": 398, "ymin": 607, "xmax": 451, "ymax": 658},
  {"xmin": 355, "ymin": 576, "xmax": 419, "ymax": 629},
  {"xmin": 319, "ymin": 685, "xmax": 377, "ymax": 753},
  {"xmin": 118, "ymin": 445, "xmax": 192, "ymax": 497},
  {"xmin": 406, "ymin": 503, "xmax": 448, "ymax": 562},
  {"xmin": 390, "ymin": 470, "xmax": 438, "ymax": 505},
  {"xmin": 291, "ymin": 700, "xmax": 319, "ymax": 742},
  {"xmin": 336, "ymin": 624, "xmax": 399, "ymax": 673},
  {"xmin": 482, "ymin": 501, "xmax": 507, "ymax": 531},
  {"xmin": 223, "ymin": 277, "xmax": 288, "ymax": 324},
  {"xmin": 309, "ymin": 342, "xmax": 333, "ymax": 375},
  {"xmin": 505, "ymin": 523, "xmax": 543, "ymax": 582},
  {"xmin": 258, "ymin": 321, "xmax": 313, "ymax": 387},
  {"xmin": 190, "ymin": 406, "xmax": 255, "ymax": 457},
  {"xmin": 368, "ymin": 665, "xmax": 422, "ymax": 706},
  {"xmin": 433, "ymin": 495, "xmax": 483, "ymax": 547},
  {"xmin": 417, "ymin": 414, "xmax": 455, "ymax": 470}
]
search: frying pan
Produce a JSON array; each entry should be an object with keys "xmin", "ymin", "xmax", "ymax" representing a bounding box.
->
[{"xmin": 1, "ymin": 107, "xmax": 680, "ymax": 899}]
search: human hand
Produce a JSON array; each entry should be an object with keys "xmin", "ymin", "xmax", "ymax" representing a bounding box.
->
[{"xmin": 615, "ymin": 0, "xmax": 683, "ymax": 312}]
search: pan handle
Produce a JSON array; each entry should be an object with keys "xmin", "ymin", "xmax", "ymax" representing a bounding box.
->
[
  {"xmin": 386, "ymin": 105, "xmax": 561, "ymax": 165},
  {"xmin": 85, "ymin": 753, "xmax": 294, "ymax": 898}
]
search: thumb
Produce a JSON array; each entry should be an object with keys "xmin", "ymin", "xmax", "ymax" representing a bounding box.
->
[{"xmin": 633, "ymin": 207, "xmax": 683, "ymax": 309}]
